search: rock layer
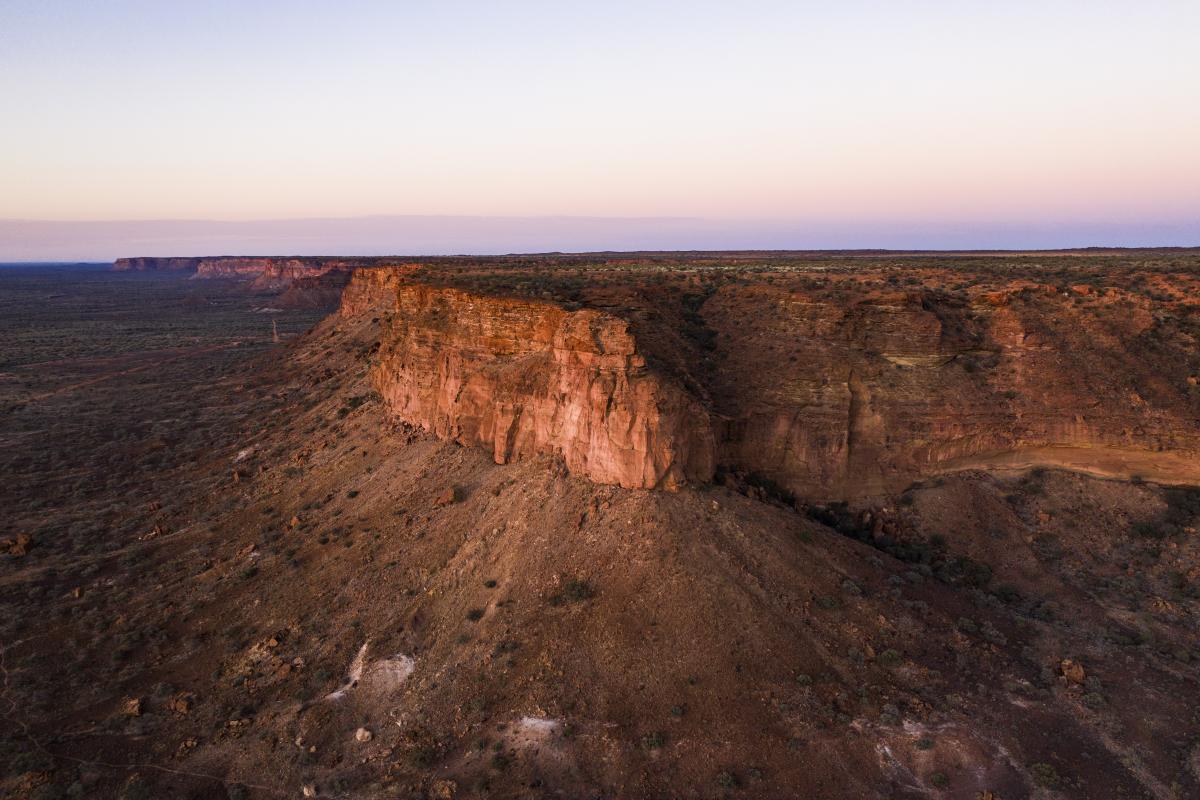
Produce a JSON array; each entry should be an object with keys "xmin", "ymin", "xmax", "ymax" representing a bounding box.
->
[
  {"xmin": 342, "ymin": 270, "xmax": 715, "ymax": 489},
  {"xmin": 112, "ymin": 256, "xmax": 375, "ymax": 293},
  {"xmin": 701, "ymin": 284, "xmax": 1200, "ymax": 496},
  {"xmin": 113, "ymin": 257, "xmax": 202, "ymax": 272},
  {"xmin": 194, "ymin": 257, "xmax": 359, "ymax": 288},
  {"xmin": 343, "ymin": 264, "xmax": 1200, "ymax": 497}
]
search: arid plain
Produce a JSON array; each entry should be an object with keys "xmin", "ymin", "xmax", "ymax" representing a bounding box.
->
[{"xmin": 3, "ymin": 250, "xmax": 1200, "ymax": 799}]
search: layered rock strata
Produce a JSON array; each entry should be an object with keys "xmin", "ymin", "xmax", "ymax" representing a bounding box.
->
[
  {"xmin": 342, "ymin": 270, "xmax": 715, "ymax": 490},
  {"xmin": 701, "ymin": 284, "xmax": 1200, "ymax": 495},
  {"xmin": 344, "ymin": 267, "xmax": 1200, "ymax": 497}
]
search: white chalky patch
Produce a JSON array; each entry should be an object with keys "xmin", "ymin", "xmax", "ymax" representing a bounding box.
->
[
  {"xmin": 324, "ymin": 642, "xmax": 370, "ymax": 701},
  {"xmin": 366, "ymin": 654, "xmax": 415, "ymax": 691},
  {"xmin": 324, "ymin": 643, "xmax": 415, "ymax": 702}
]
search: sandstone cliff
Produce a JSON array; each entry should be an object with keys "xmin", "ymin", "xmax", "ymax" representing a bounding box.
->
[
  {"xmin": 113, "ymin": 257, "xmax": 201, "ymax": 272},
  {"xmin": 112, "ymin": 256, "xmax": 368, "ymax": 288},
  {"xmin": 193, "ymin": 257, "xmax": 358, "ymax": 288},
  {"xmin": 341, "ymin": 261, "xmax": 1200, "ymax": 497},
  {"xmin": 112, "ymin": 256, "xmax": 369, "ymax": 307},
  {"xmin": 701, "ymin": 284, "xmax": 1200, "ymax": 496},
  {"xmin": 341, "ymin": 269, "xmax": 715, "ymax": 490}
]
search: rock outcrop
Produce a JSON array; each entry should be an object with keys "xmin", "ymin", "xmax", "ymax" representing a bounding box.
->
[
  {"xmin": 112, "ymin": 256, "xmax": 374, "ymax": 306},
  {"xmin": 341, "ymin": 263, "xmax": 1200, "ymax": 497},
  {"xmin": 342, "ymin": 270, "xmax": 715, "ymax": 490},
  {"xmin": 112, "ymin": 256, "xmax": 373, "ymax": 289},
  {"xmin": 701, "ymin": 284, "xmax": 1200, "ymax": 496},
  {"xmin": 193, "ymin": 257, "xmax": 357, "ymax": 287},
  {"xmin": 113, "ymin": 257, "xmax": 201, "ymax": 272}
]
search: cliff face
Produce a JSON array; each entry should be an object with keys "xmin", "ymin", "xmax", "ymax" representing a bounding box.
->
[
  {"xmin": 112, "ymin": 256, "xmax": 363, "ymax": 289},
  {"xmin": 340, "ymin": 265, "xmax": 1200, "ymax": 497},
  {"xmin": 194, "ymin": 257, "xmax": 356, "ymax": 288},
  {"xmin": 277, "ymin": 270, "xmax": 354, "ymax": 308},
  {"xmin": 702, "ymin": 285, "xmax": 1200, "ymax": 496},
  {"xmin": 342, "ymin": 270, "xmax": 715, "ymax": 490},
  {"xmin": 113, "ymin": 257, "xmax": 201, "ymax": 272}
]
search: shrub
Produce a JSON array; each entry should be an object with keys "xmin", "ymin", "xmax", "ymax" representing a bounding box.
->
[
  {"xmin": 1132, "ymin": 522, "xmax": 1166, "ymax": 539},
  {"xmin": 549, "ymin": 578, "xmax": 594, "ymax": 606},
  {"xmin": 1030, "ymin": 762, "xmax": 1060, "ymax": 788},
  {"xmin": 877, "ymin": 649, "xmax": 902, "ymax": 667},
  {"xmin": 641, "ymin": 731, "xmax": 666, "ymax": 750}
]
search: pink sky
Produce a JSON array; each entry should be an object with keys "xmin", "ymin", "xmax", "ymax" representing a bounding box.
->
[{"xmin": 1, "ymin": 1, "xmax": 1197, "ymax": 255}]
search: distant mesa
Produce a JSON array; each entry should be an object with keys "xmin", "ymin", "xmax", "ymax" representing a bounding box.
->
[
  {"xmin": 113, "ymin": 256, "xmax": 203, "ymax": 272},
  {"xmin": 112, "ymin": 255, "xmax": 384, "ymax": 308}
]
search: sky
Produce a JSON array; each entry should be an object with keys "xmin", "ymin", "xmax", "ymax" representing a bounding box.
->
[{"xmin": 1, "ymin": 0, "xmax": 1198, "ymax": 257}]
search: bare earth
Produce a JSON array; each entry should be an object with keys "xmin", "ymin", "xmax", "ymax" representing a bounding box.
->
[{"xmin": 2, "ymin": 251, "xmax": 1199, "ymax": 800}]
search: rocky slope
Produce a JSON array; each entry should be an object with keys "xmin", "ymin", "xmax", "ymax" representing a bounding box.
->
[
  {"xmin": 343, "ymin": 260, "xmax": 1200, "ymax": 499},
  {"xmin": 4, "ymin": 256, "xmax": 1200, "ymax": 800}
]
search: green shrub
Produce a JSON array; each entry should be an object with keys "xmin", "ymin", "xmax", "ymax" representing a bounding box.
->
[{"xmin": 1030, "ymin": 762, "xmax": 1060, "ymax": 788}]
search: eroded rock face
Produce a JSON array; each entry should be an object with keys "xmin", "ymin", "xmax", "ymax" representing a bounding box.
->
[
  {"xmin": 701, "ymin": 284, "xmax": 1200, "ymax": 496},
  {"xmin": 112, "ymin": 256, "xmax": 365, "ymax": 292},
  {"xmin": 194, "ymin": 257, "xmax": 356, "ymax": 288},
  {"xmin": 343, "ymin": 271, "xmax": 715, "ymax": 490},
  {"xmin": 342, "ymin": 266, "xmax": 1200, "ymax": 498},
  {"xmin": 113, "ymin": 257, "xmax": 201, "ymax": 272}
]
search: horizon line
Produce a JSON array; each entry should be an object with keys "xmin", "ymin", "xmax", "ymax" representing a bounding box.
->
[
  {"xmin": 7, "ymin": 244, "xmax": 1200, "ymax": 267},
  {"xmin": 5, "ymin": 214, "xmax": 1199, "ymax": 262}
]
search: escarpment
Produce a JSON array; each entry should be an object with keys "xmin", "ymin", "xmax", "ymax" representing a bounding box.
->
[
  {"xmin": 701, "ymin": 284, "xmax": 1200, "ymax": 496},
  {"xmin": 113, "ymin": 257, "xmax": 202, "ymax": 272},
  {"xmin": 112, "ymin": 256, "xmax": 382, "ymax": 295},
  {"xmin": 194, "ymin": 257, "xmax": 362, "ymax": 288},
  {"xmin": 343, "ymin": 270, "xmax": 716, "ymax": 490},
  {"xmin": 342, "ymin": 263, "xmax": 1200, "ymax": 498}
]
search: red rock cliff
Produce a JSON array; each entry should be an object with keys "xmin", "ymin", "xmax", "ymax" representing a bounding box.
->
[
  {"xmin": 193, "ymin": 257, "xmax": 354, "ymax": 287},
  {"xmin": 113, "ymin": 256, "xmax": 363, "ymax": 289},
  {"xmin": 341, "ymin": 269, "xmax": 716, "ymax": 490},
  {"xmin": 113, "ymin": 257, "xmax": 201, "ymax": 272},
  {"xmin": 701, "ymin": 284, "xmax": 1200, "ymax": 495},
  {"xmin": 340, "ymin": 265, "xmax": 1200, "ymax": 498}
]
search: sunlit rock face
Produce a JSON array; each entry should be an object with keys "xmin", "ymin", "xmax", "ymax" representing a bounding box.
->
[
  {"xmin": 344, "ymin": 270, "xmax": 715, "ymax": 490},
  {"xmin": 343, "ymin": 267, "xmax": 1200, "ymax": 497}
]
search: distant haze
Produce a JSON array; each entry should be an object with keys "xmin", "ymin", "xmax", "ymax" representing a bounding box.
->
[
  {"xmin": 2, "ymin": 1, "xmax": 1198, "ymax": 255},
  {"xmin": 2, "ymin": 216, "xmax": 1199, "ymax": 262}
]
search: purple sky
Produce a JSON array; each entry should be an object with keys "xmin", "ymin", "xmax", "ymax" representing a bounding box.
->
[{"xmin": 1, "ymin": 216, "xmax": 1197, "ymax": 262}]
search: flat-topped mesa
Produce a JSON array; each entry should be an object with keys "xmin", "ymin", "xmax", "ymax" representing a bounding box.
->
[
  {"xmin": 702, "ymin": 283, "xmax": 1200, "ymax": 496},
  {"xmin": 113, "ymin": 257, "xmax": 201, "ymax": 272},
  {"xmin": 112, "ymin": 256, "xmax": 365, "ymax": 288},
  {"xmin": 193, "ymin": 257, "xmax": 357, "ymax": 288},
  {"xmin": 340, "ymin": 269, "xmax": 716, "ymax": 490},
  {"xmin": 347, "ymin": 265, "xmax": 1200, "ymax": 497}
]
